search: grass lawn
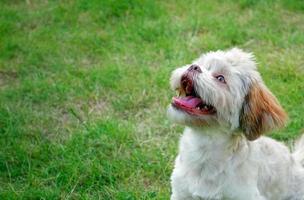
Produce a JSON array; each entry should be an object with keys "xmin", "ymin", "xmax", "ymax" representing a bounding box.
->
[{"xmin": 0, "ymin": 0, "xmax": 304, "ymax": 199}]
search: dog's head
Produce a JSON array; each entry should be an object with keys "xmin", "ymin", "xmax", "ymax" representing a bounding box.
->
[{"xmin": 168, "ymin": 48, "xmax": 287, "ymax": 140}]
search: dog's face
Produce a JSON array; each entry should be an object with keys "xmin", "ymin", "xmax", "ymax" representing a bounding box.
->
[{"xmin": 168, "ymin": 48, "xmax": 287, "ymax": 140}]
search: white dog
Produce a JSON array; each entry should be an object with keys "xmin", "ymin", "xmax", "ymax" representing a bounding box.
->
[{"xmin": 168, "ymin": 48, "xmax": 304, "ymax": 200}]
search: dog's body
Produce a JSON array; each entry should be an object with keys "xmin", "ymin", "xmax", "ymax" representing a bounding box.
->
[
  {"xmin": 170, "ymin": 128, "xmax": 304, "ymax": 200},
  {"xmin": 168, "ymin": 48, "xmax": 304, "ymax": 200}
]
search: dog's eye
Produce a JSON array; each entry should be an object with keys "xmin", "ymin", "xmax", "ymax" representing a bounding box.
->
[{"xmin": 216, "ymin": 75, "xmax": 226, "ymax": 83}]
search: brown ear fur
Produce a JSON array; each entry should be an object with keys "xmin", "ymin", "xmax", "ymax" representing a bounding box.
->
[{"xmin": 240, "ymin": 82, "xmax": 287, "ymax": 141}]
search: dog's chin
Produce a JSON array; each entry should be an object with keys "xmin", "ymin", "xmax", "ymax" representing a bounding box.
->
[{"xmin": 167, "ymin": 105, "xmax": 217, "ymax": 127}]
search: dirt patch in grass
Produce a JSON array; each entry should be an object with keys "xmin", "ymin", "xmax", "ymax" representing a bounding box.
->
[{"xmin": 0, "ymin": 70, "xmax": 18, "ymax": 88}]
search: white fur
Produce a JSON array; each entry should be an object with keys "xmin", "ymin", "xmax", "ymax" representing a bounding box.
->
[{"xmin": 168, "ymin": 48, "xmax": 304, "ymax": 200}]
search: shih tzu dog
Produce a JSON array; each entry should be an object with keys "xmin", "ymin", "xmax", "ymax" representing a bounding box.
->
[{"xmin": 168, "ymin": 48, "xmax": 304, "ymax": 200}]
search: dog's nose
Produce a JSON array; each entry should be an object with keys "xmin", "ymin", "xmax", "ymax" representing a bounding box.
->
[{"xmin": 188, "ymin": 64, "xmax": 202, "ymax": 73}]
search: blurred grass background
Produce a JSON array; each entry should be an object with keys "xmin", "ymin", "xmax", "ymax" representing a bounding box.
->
[{"xmin": 0, "ymin": 0, "xmax": 304, "ymax": 199}]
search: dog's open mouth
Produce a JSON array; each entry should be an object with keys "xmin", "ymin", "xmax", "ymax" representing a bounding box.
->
[{"xmin": 172, "ymin": 74, "xmax": 216, "ymax": 115}]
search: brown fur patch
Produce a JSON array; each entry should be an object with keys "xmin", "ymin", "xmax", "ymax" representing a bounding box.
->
[{"xmin": 240, "ymin": 82, "xmax": 287, "ymax": 141}]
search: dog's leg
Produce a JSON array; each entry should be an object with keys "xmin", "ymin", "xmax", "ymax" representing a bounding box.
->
[
  {"xmin": 170, "ymin": 160, "xmax": 196, "ymax": 200},
  {"xmin": 229, "ymin": 187, "xmax": 267, "ymax": 200},
  {"xmin": 170, "ymin": 176, "xmax": 194, "ymax": 200},
  {"xmin": 170, "ymin": 193, "xmax": 195, "ymax": 200}
]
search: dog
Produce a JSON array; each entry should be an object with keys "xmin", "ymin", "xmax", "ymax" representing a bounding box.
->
[{"xmin": 167, "ymin": 48, "xmax": 304, "ymax": 200}]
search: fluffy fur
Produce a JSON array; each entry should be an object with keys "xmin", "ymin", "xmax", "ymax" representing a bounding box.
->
[{"xmin": 168, "ymin": 48, "xmax": 304, "ymax": 200}]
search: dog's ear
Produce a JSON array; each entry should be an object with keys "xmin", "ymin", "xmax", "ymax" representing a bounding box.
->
[{"xmin": 239, "ymin": 82, "xmax": 287, "ymax": 141}]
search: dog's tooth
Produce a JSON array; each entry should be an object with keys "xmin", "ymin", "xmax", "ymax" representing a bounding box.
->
[
  {"xmin": 176, "ymin": 88, "xmax": 183, "ymax": 97},
  {"xmin": 179, "ymin": 89, "xmax": 185, "ymax": 97}
]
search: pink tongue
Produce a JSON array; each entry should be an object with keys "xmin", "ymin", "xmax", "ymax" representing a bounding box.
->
[{"xmin": 173, "ymin": 96, "xmax": 202, "ymax": 108}]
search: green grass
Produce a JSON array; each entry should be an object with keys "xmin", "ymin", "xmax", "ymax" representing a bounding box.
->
[{"xmin": 0, "ymin": 0, "xmax": 304, "ymax": 199}]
